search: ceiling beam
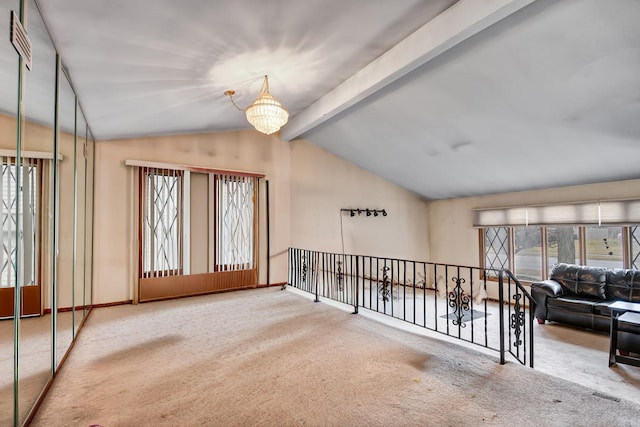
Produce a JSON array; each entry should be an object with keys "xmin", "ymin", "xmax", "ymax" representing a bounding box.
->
[{"xmin": 281, "ymin": 0, "xmax": 538, "ymax": 141}]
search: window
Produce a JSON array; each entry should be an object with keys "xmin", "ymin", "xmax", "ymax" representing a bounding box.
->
[
  {"xmin": 632, "ymin": 226, "xmax": 640, "ymax": 270},
  {"xmin": 585, "ymin": 226, "xmax": 622, "ymax": 269},
  {"xmin": 141, "ymin": 168, "xmax": 183, "ymax": 278},
  {"xmin": 1, "ymin": 157, "xmax": 39, "ymax": 288},
  {"xmin": 514, "ymin": 226, "xmax": 542, "ymax": 281},
  {"xmin": 483, "ymin": 227, "xmax": 509, "ymax": 275},
  {"xmin": 482, "ymin": 225, "xmax": 639, "ymax": 281},
  {"xmin": 547, "ymin": 226, "xmax": 578, "ymax": 267},
  {"xmin": 215, "ymin": 174, "xmax": 256, "ymax": 271}
]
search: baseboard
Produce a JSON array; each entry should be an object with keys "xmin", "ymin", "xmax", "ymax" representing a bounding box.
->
[
  {"xmin": 92, "ymin": 300, "xmax": 133, "ymax": 309},
  {"xmin": 43, "ymin": 300, "xmax": 133, "ymax": 314},
  {"xmin": 257, "ymin": 282, "xmax": 286, "ymax": 288},
  {"xmin": 42, "ymin": 284, "xmax": 286, "ymax": 314}
]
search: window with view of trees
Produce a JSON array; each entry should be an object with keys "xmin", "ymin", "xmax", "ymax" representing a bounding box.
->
[
  {"xmin": 514, "ymin": 226, "xmax": 542, "ymax": 281},
  {"xmin": 482, "ymin": 225, "xmax": 636, "ymax": 281},
  {"xmin": 585, "ymin": 226, "xmax": 623, "ymax": 269},
  {"xmin": 547, "ymin": 226, "xmax": 578, "ymax": 266}
]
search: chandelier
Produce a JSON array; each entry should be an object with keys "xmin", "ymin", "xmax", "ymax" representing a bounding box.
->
[{"xmin": 224, "ymin": 75, "xmax": 289, "ymax": 135}]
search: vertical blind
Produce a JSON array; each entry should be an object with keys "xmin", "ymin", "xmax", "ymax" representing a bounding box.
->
[
  {"xmin": 0, "ymin": 157, "xmax": 41, "ymax": 288},
  {"xmin": 215, "ymin": 174, "xmax": 256, "ymax": 271},
  {"xmin": 141, "ymin": 167, "xmax": 183, "ymax": 278},
  {"xmin": 137, "ymin": 163, "xmax": 259, "ymax": 278}
]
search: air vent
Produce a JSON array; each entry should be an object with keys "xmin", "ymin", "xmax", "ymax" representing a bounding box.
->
[{"xmin": 10, "ymin": 11, "xmax": 32, "ymax": 70}]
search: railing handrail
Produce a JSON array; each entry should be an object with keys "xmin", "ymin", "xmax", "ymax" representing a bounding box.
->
[
  {"xmin": 287, "ymin": 247, "xmax": 534, "ymax": 367},
  {"xmin": 289, "ymin": 247, "xmax": 503, "ymax": 275},
  {"xmin": 501, "ymin": 268, "xmax": 535, "ymax": 368},
  {"xmin": 502, "ymin": 268, "xmax": 534, "ymax": 301}
]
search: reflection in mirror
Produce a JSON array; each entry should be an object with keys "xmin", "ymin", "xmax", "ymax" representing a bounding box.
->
[
  {"xmin": 0, "ymin": 1, "xmax": 22, "ymax": 425},
  {"xmin": 74, "ymin": 108, "xmax": 87, "ymax": 334},
  {"xmin": 84, "ymin": 132, "xmax": 95, "ymax": 318},
  {"xmin": 18, "ymin": 0, "xmax": 57, "ymax": 422},
  {"xmin": 56, "ymin": 69, "xmax": 75, "ymax": 368}
]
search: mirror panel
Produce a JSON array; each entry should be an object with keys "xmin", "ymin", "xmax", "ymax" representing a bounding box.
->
[
  {"xmin": 18, "ymin": 0, "xmax": 57, "ymax": 422},
  {"xmin": 56, "ymin": 69, "xmax": 75, "ymax": 368},
  {"xmin": 73, "ymin": 108, "xmax": 87, "ymax": 333},
  {"xmin": 0, "ymin": 1, "xmax": 23, "ymax": 425},
  {"xmin": 0, "ymin": 2, "xmax": 97, "ymax": 423},
  {"xmin": 84, "ymin": 132, "xmax": 94, "ymax": 317}
]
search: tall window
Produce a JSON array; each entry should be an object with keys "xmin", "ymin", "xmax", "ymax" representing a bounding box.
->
[
  {"xmin": 215, "ymin": 174, "xmax": 256, "ymax": 271},
  {"xmin": 141, "ymin": 168, "xmax": 183, "ymax": 278},
  {"xmin": 585, "ymin": 226, "xmax": 623, "ymax": 269},
  {"xmin": 1, "ymin": 157, "xmax": 39, "ymax": 288},
  {"xmin": 484, "ymin": 227, "xmax": 509, "ymax": 275},
  {"xmin": 514, "ymin": 226, "xmax": 543, "ymax": 281},
  {"xmin": 547, "ymin": 226, "xmax": 578, "ymax": 266}
]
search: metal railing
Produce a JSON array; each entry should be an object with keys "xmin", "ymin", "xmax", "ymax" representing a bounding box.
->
[{"xmin": 286, "ymin": 247, "xmax": 535, "ymax": 367}]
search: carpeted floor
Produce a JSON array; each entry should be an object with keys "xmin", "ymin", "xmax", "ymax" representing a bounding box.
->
[{"xmin": 31, "ymin": 287, "xmax": 640, "ymax": 426}]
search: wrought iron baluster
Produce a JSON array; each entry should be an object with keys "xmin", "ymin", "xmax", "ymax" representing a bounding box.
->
[
  {"xmin": 448, "ymin": 276, "xmax": 470, "ymax": 327},
  {"xmin": 379, "ymin": 263, "xmax": 391, "ymax": 304},
  {"xmin": 511, "ymin": 293, "xmax": 525, "ymax": 347},
  {"xmin": 301, "ymin": 254, "xmax": 307, "ymax": 285}
]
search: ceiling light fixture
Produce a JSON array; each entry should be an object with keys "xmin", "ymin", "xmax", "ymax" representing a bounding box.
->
[{"xmin": 224, "ymin": 75, "xmax": 289, "ymax": 135}]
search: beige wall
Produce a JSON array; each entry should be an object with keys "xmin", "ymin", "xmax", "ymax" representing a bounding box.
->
[
  {"xmin": 93, "ymin": 132, "xmax": 434, "ymax": 305},
  {"xmin": 290, "ymin": 140, "xmax": 430, "ymax": 261},
  {"xmin": 190, "ymin": 172, "xmax": 209, "ymax": 275},
  {"xmin": 87, "ymin": 123, "xmax": 640, "ymax": 306},
  {"xmin": 93, "ymin": 130, "xmax": 291, "ymax": 304},
  {"xmin": 428, "ymin": 179, "xmax": 640, "ymax": 268}
]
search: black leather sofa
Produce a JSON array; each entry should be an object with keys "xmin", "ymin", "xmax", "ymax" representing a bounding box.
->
[{"xmin": 531, "ymin": 263, "xmax": 640, "ymax": 354}]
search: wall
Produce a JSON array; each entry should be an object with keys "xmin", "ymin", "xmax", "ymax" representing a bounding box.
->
[
  {"xmin": 94, "ymin": 130, "xmax": 640, "ymax": 305},
  {"xmin": 428, "ymin": 179, "xmax": 640, "ymax": 267},
  {"xmin": 190, "ymin": 172, "xmax": 208, "ymax": 274},
  {"xmin": 93, "ymin": 130, "xmax": 291, "ymax": 304},
  {"xmin": 290, "ymin": 140, "xmax": 430, "ymax": 261}
]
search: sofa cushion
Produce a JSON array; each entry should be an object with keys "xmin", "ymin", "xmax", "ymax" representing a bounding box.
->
[
  {"xmin": 550, "ymin": 263, "xmax": 607, "ymax": 300},
  {"xmin": 547, "ymin": 297, "xmax": 598, "ymax": 314},
  {"xmin": 606, "ymin": 269, "xmax": 640, "ymax": 302}
]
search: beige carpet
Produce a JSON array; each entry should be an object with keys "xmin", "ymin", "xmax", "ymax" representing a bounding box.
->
[{"xmin": 31, "ymin": 288, "xmax": 640, "ymax": 426}]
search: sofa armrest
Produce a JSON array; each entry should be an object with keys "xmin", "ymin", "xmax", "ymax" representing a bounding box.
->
[
  {"xmin": 531, "ymin": 279, "xmax": 563, "ymax": 320},
  {"xmin": 531, "ymin": 279, "xmax": 564, "ymax": 297}
]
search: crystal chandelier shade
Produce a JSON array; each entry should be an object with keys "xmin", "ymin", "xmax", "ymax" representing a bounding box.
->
[
  {"xmin": 224, "ymin": 75, "xmax": 289, "ymax": 135},
  {"xmin": 245, "ymin": 92, "xmax": 289, "ymax": 135}
]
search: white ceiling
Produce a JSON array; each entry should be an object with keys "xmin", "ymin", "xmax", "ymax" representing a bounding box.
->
[{"xmin": 33, "ymin": 0, "xmax": 640, "ymax": 199}]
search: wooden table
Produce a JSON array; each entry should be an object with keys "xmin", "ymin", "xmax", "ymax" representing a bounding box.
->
[{"xmin": 609, "ymin": 301, "xmax": 640, "ymax": 367}]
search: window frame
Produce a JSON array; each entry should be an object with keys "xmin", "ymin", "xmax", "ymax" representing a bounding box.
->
[
  {"xmin": 480, "ymin": 225, "xmax": 637, "ymax": 282},
  {"xmin": 1, "ymin": 157, "xmax": 42, "ymax": 289},
  {"xmin": 213, "ymin": 174, "xmax": 258, "ymax": 272},
  {"xmin": 139, "ymin": 168, "xmax": 184, "ymax": 278}
]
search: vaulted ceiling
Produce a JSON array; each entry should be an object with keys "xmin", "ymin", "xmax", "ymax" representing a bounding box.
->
[{"xmin": 36, "ymin": 0, "xmax": 640, "ymax": 199}]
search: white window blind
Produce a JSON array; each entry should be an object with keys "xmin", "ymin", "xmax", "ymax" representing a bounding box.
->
[{"xmin": 473, "ymin": 199, "xmax": 640, "ymax": 227}]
